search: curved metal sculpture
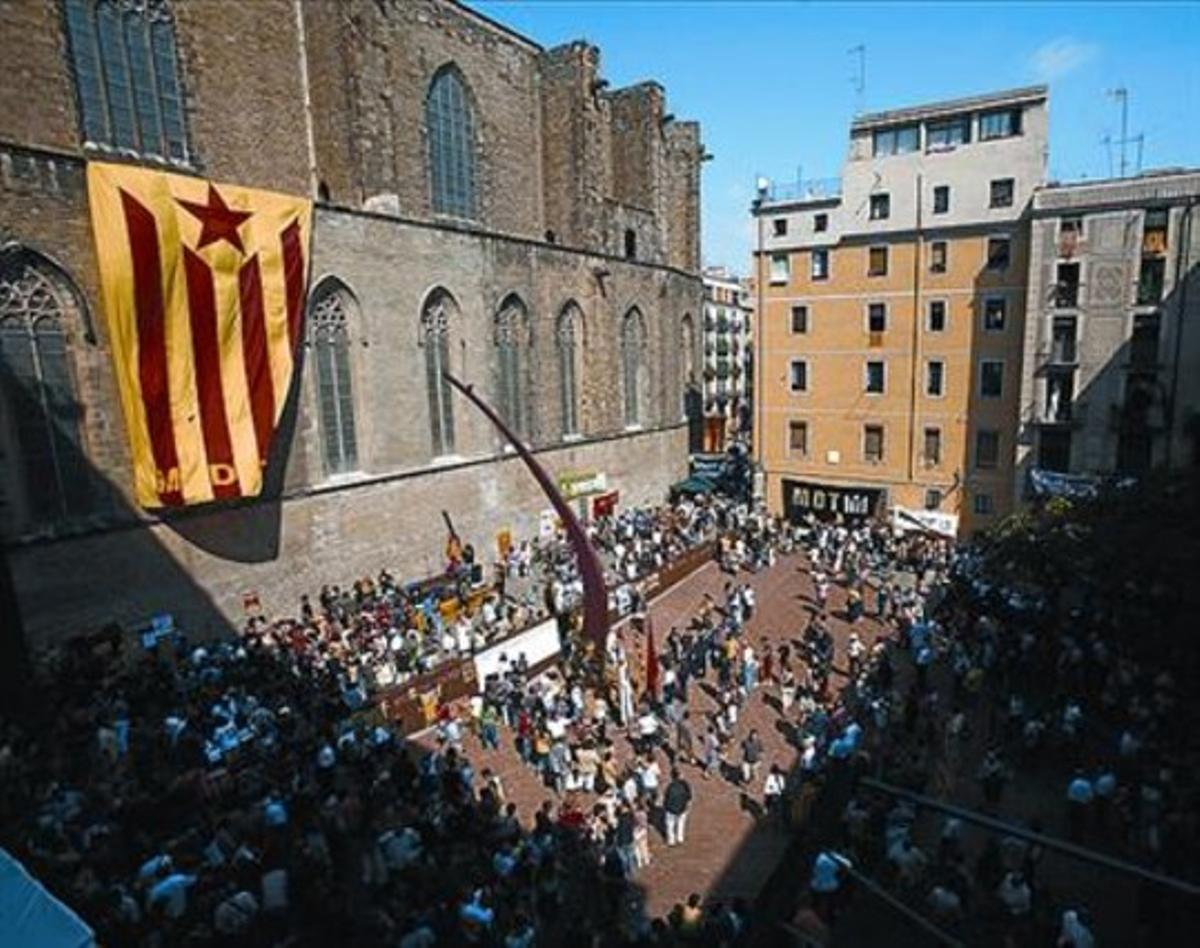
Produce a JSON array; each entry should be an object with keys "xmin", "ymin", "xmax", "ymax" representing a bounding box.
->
[{"xmin": 443, "ymin": 372, "xmax": 610, "ymax": 660}]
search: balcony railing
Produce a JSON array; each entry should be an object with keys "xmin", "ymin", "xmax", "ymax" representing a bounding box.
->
[
  {"xmin": 759, "ymin": 176, "xmax": 842, "ymax": 204},
  {"xmin": 1054, "ymin": 284, "xmax": 1080, "ymax": 309}
]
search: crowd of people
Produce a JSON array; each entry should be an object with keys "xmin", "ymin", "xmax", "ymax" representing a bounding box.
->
[{"xmin": 2, "ymin": 483, "xmax": 1196, "ymax": 946}]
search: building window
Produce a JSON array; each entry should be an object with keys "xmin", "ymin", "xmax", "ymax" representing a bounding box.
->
[
  {"xmin": 923, "ymin": 427, "xmax": 942, "ymax": 466},
  {"xmin": 1055, "ymin": 262, "xmax": 1081, "ymax": 308},
  {"xmin": 869, "ymin": 193, "xmax": 891, "ymax": 220},
  {"xmin": 928, "ymin": 299, "xmax": 947, "ymax": 332},
  {"xmin": 986, "ymin": 236, "xmax": 1011, "ymax": 271},
  {"xmin": 788, "ymin": 420, "xmax": 808, "ymax": 455},
  {"xmin": 63, "ymin": 0, "xmax": 190, "ymax": 161},
  {"xmin": 864, "ymin": 424, "xmax": 885, "ymax": 463},
  {"xmin": 622, "ymin": 308, "xmax": 647, "ymax": 426},
  {"xmin": 932, "ymin": 185, "xmax": 950, "ymax": 214},
  {"xmin": 624, "ymin": 229, "xmax": 638, "ymax": 260},
  {"xmin": 1130, "ymin": 312, "xmax": 1161, "ymax": 368},
  {"xmin": 557, "ymin": 303, "xmax": 581, "ymax": 436},
  {"xmin": 1051, "ymin": 315, "xmax": 1078, "ymax": 363},
  {"xmin": 814, "ymin": 213, "xmax": 829, "ymax": 232},
  {"xmin": 789, "ymin": 359, "xmax": 808, "ymax": 393},
  {"xmin": 975, "ymin": 429, "xmax": 1000, "ymax": 469},
  {"xmin": 1143, "ymin": 208, "xmax": 1169, "ymax": 253},
  {"xmin": 989, "ymin": 178, "xmax": 1015, "ymax": 208},
  {"xmin": 309, "ymin": 281, "xmax": 359, "ymax": 475},
  {"xmin": 980, "ymin": 360, "xmax": 1004, "ymax": 399},
  {"xmin": 979, "ymin": 108, "xmax": 1021, "ymax": 140},
  {"xmin": 1137, "ymin": 256, "xmax": 1165, "ymax": 305},
  {"xmin": 868, "ymin": 245, "xmax": 888, "ymax": 277},
  {"xmin": 872, "ymin": 124, "xmax": 919, "ymax": 157},
  {"xmin": 494, "ymin": 295, "xmax": 529, "ymax": 438},
  {"xmin": 865, "ymin": 360, "xmax": 885, "ymax": 394},
  {"xmin": 773, "ymin": 218, "xmax": 788, "ymax": 237},
  {"xmin": 926, "ymin": 360, "xmax": 945, "ymax": 397},
  {"xmin": 983, "ymin": 297, "xmax": 1007, "ymax": 331},
  {"xmin": 926, "ymin": 118, "xmax": 970, "ymax": 150},
  {"xmin": 421, "ymin": 288, "xmax": 457, "ymax": 457},
  {"xmin": 930, "ymin": 241, "xmax": 947, "ymax": 274},
  {"xmin": 0, "ymin": 252, "xmax": 91, "ymax": 523},
  {"xmin": 811, "ymin": 248, "xmax": 829, "ymax": 280},
  {"xmin": 426, "ymin": 65, "xmax": 478, "ymax": 220},
  {"xmin": 925, "ymin": 489, "xmax": 943, "ymax": 510},
  {"xmin": 867, "ymin": 302, "xmax": 887, "ymax": 333},
  {"xmin": 1038, "ymin": 429, "xmax": 1072, "ymax": 472},
  {"xmin": 973, "ymin": 492, "xmax": 994, "ymax": 515},
  {"xmin": 1061, "ymin": 215, "xmax": 1083, "ymax": 237},
  {"xmin": 769, "ymin": 252, "xmax": 790, "ymax": 284},
  {"xmin": 790, "ymin": 305, "xmax": 809, "ymax": 334}
]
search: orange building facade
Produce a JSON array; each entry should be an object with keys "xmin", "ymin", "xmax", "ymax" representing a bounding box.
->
[{"xmin": 752, "ymin": 87, "xmax": 1048, "ymax": 536}]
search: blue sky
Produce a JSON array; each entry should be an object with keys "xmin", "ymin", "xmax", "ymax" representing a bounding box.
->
[{"xmin": 470, "ymin": 1, "xmax": 1200, "ymax": 272}]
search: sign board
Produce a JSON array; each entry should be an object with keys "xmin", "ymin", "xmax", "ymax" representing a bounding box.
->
[
  {"xmin": 557, "ymin": 470, "xmax": 608, "ymax": 500},
  {"xmin": 592, "ymin": 491, "xmax": 619, "ymax": 518},
  {"xmin": 892, "ymin": 506, "xmax": 959, "ymax": 539},
  {"xmin": 690, "ymin": 453, "xmax": 727, "ymax": 480},
  {"xmin": 783, "ymin": 478, "xmax": 884, "ymax": 521}
]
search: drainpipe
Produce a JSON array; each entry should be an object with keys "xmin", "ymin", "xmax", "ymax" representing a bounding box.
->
[
  {"xmin": 907, "ymin": 174, "xmax": 923, "ymax": 488},
  {"xmin": 1165, "ymin": 198, "xmax": 1196, "ymax": 467},
  {"xmin": 294, "ymin": 0, "xmax": 320, "ymax": 198}
]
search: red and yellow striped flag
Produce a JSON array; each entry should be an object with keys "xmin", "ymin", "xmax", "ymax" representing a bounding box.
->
[{"xmin": 87, "ymin": 162, "xmax": 312, "ymax": 508}]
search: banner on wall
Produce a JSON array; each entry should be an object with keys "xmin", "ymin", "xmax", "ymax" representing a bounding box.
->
[{"xmin": 86, "ymin": 161, "xmax": 312, "ymax": 508}]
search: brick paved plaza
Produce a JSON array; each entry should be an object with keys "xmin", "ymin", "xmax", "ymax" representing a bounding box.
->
[{"xmin": 421, "ymin": 551, "xmax": 889, "ymax": 918}]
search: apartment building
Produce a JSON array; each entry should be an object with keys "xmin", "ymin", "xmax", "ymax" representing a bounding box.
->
[
  {"xmin": 752, "ymin": 86, "xmax": 1048, "ymax": 536},
  {"xmin": 700, "ymin": 267, "xmax": 754, "ymax": 452},
  {"xmin": 1017, "ymin": 170, "xmax": 1200, "ymax": 492}
]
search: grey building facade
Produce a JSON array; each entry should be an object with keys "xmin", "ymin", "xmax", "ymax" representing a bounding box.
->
[{"xmin": 1017, "ymin": 170, "xmax": 1200, "ymax": 493}]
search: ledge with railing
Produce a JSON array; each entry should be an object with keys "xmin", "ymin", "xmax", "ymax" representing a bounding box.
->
[{"xmin": 757, "ymin": 176, "xmax": 842, "ymax": 205}]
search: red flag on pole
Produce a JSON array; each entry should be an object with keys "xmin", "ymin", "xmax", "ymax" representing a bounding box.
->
[{"xmin": 644, "ymin": 615, "xmax": 660, "ymax": 702}]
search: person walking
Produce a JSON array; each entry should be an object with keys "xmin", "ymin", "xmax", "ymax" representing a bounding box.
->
[{"xmin": 663, "ymin": 768, "xmax": 693, "ymax": 847}]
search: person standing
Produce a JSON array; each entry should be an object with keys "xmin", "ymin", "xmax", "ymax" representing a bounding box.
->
[
  {"xmin": 740, "ymin": 729, "xmax": 764, "ymax": 786},
  {"xmin": 663, "ymin": 768, "xmax": 693, "ymax": 847}
]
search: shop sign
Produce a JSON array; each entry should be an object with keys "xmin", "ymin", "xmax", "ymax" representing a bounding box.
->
[
  {"xmin": 558, "ymin": 470, "xmax": 608, "ymax": 499},
  {"xmin": 784, "ymin": 479, "xmax": 883, "ymax": 519}
]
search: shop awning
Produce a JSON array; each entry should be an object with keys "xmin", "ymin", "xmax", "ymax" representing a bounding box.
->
[{"xmin": 671, "ymin": 475, "xmax": 717, "ymax": 496}]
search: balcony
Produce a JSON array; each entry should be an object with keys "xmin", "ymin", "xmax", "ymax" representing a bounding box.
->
[
  {"xmin": 1136, "ymin": 257, "xmax": 1165, "ymax": 305},
  {"xmin": 1053, "ymin": 283, "xmax": 1080, "ymax": 309}
]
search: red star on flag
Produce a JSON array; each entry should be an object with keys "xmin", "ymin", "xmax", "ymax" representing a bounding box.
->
[{"xmin": 177, "ymin": 185, "xmax": 253, "ymax": 253}]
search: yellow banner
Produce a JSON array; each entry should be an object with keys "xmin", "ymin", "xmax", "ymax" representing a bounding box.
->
[{"xmin": 86, "ymin": 162, "xmax": 312, "ymax": 508}]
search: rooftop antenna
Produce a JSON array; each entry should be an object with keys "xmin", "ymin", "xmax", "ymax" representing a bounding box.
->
[
  {"xmin": 849, "ymin": 44, "xmax": 866, "ymax": 115},
  {"xmin": 1106, "ymin": 87, "xmax": 1145, "ymax": 178}
]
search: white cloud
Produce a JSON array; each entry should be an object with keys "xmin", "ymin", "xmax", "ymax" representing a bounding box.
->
[{"xmin": 1030, "ymin": 37, "xmax": 1099, "ymax": 81}]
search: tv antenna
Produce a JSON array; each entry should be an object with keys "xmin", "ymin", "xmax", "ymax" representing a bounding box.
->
[
  {"xmin": 1105, "ymin": 87, "xmax": 1145, "ymax": 178},
  {"xmin": 849, "ymin": 44, "xmax": 866, "ymax": 115}
]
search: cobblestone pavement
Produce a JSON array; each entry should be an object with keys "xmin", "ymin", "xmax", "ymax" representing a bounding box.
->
[{"xmin": 418, "ymin": 552, "xmax": 891, "ymax": 919}]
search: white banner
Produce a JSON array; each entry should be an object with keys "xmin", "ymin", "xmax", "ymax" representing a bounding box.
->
[
  {"xmin": 472, "ymin": 617, "xmax": 561, "ymax": 689},
  {"xmin": 892, "ymin": 506, "xmax": 959, "ymax": 539}
]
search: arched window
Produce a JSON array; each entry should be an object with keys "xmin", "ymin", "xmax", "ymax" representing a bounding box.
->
[
  {"xmin": 307, "ymin": 281, "xmax": 358, "ymax": 475},
  {"xmin": 494, "ymin": 295, "xmax": 529, "ymax": 438},
  {"xmin": 622, "ymin": 308, "xmax": 647, "ymax": 427},
  {"xmin": 63, "ymin": 0, "xmax": 189, "ymax": 161},
  {"xmin": 421, "ymin": 289, "xmax": 457, "ymax": 457},
  {"xmin": 0, "ymin": 252, "xmax": 90, "ymax": 523},
  {"xmin": 426, "ymin": 66, "xmax": 477, "ymax": 220},
  {"xmin": 557, "ymin": 303, "xmax": 582, "ymax": 437}
]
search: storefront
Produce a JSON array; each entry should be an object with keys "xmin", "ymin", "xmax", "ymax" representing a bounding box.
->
[{"xmin": 782, "ymin": 478, "xmax": 886, "ymax": 523}]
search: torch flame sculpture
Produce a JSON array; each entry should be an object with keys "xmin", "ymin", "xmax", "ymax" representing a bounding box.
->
[{"xmin": 443, "ymin": 373, "xmax": 610, "ymax": 662}]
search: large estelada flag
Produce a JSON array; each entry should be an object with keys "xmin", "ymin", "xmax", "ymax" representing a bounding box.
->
[{"xmin": 87, "ymin": 162, "xmax": 312, "ymax": 508}]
